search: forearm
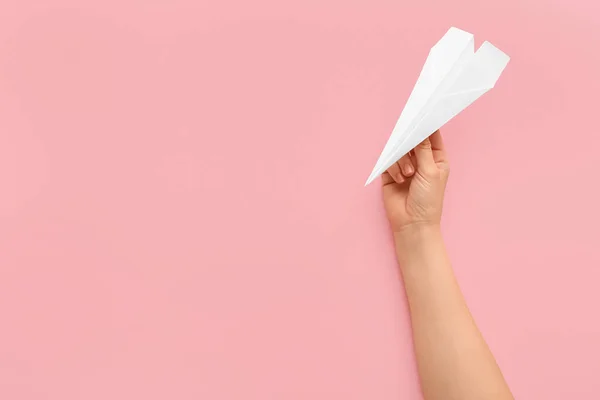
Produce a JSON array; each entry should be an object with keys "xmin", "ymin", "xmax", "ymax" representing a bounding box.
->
[{"xmin": 395, "ymin": 225, "xmax": 513, "ymax": 400}]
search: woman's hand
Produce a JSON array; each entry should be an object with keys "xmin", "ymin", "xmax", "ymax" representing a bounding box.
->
[{"xmin": 382, "ymin": 130, "xmax": 450, "ymax": 233}]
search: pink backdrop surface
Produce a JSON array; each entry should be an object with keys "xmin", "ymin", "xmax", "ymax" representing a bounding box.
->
[{"xmin": 1, "ymin": 0, "xmax": 599, "ymax": 398}]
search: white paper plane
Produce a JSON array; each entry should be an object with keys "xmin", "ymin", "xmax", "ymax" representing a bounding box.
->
[{"xmin": 365, "ymin": 27, "xmax": 510, "ymax": 186}]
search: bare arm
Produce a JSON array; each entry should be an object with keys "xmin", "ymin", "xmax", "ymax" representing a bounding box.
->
[
  {"xmin": 395, "ymin": 226, "xmax": 512, "ymax": 400},
  {"xmin": 382, "ymin": 130, "xmax": 512, "ymax": 400}
]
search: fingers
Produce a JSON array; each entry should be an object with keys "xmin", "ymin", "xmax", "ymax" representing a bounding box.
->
[
  {"xmin": 381, "ymin": 171, "xmax": 395, "ymax": 186},
  {"xmin": 385, "ymin": 153, "xmax": 415, "ymax": 185},
  {"xmin": 398, "ymin": 154, "xmax": 415, "ymax": 178},
  {"xmin": 383, "ymin": 131, "xmax": 447, "ymax": 186},
  {"xmin": 413, "ymin": 136, "xmax": 437, "ymax": 174},
  {"xmin": 429, "ymin": 130, "xmax": 449, "ymax": 166},
  {"xmin": 386, "ymin": 162, "xmax": 404, "ymax": 184},
  {"xmin": 429, "ymin": 130, "xmax": 444, "ymax": 151}
]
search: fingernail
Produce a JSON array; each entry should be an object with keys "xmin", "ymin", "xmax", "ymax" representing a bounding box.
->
[
  {"xmin": 404, "ymin": 164, "xmax": 414, "ymax": 175},
  {"xmin": 396, "ymin": 173, "xmax": 405, "ymax": 183}
]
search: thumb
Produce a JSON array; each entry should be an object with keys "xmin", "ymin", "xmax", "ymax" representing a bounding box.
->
[{"xmin": 413, "ymin": 137, "xmax": 437, "ymax": 175}]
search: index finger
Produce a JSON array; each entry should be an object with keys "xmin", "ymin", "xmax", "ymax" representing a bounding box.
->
[
  {"xmin": 430, "ymin": 130, "xmax": 445, "ymax": 151},
  {"xmin": 429, "ymin": 130, "xmax": 448, "ymax": 164}
]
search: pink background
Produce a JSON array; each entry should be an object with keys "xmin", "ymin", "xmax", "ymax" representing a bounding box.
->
[{"xmin": 1, "ymin": 0, "xmax": 599, "ymax": 398}]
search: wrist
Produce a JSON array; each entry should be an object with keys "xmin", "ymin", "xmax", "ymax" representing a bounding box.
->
[
  {"xmin": 393, "ymin": 223, "xmax": 444, "ymax": 266},
  {"xmin": 393, "ymin": 222, "xmax": 442, "ymax": 242}
]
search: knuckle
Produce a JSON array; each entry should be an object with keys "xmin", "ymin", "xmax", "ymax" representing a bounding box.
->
[{"xmin": 418, "ymin": 138, "xmax": 432, "ymax": 149}]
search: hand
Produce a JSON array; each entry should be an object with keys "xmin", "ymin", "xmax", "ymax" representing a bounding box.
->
[{"xmin": 382, "ymin": 130, "xmax": 450, "ymax": 233}]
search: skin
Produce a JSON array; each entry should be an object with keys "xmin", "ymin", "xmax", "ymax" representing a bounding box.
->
[{"xmin": 383, "ymin": 130, "xmax": 513, "ymax": 400}]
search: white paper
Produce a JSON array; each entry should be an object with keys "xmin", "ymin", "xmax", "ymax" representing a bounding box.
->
[{"xmin": 365, "ymin": 27, "xmax": 510, "ymax": 186}]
